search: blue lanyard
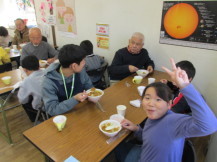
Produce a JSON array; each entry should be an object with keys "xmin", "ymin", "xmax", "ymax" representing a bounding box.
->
[{"xmin": 60, "ymin": 67, "xmax": 75, "ymax": 99}]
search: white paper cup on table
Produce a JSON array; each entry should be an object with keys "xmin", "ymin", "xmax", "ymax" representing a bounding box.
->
[
  {"xmin": 12, "ymin": 45, "xmax": 17, "ymax": 50},
  {"xmin": 148, "ymin": 78, "xmax": 156, "ymax": 84},
  {"xmin": 19, "ymin": 43, "xmax": 26, "ymax": 48},
  {"xmin": 117, "ymin": 105, "xmax": 127, "ymax": 117},
  {"xmin": 110, "ymin": 114, "xmax": 124, "ymax": 123},
  {"xmin": 53, "ymin": 115, "xmax": 67, "ymax": 131},
  {"xmin": 137, "ymin": 86, "xmax": 146, "ymax": 96}
]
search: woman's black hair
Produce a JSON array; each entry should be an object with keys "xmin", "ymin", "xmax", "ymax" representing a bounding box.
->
[
  {"xmin": 0, "ymin": 26, "xmax": 9, "ymax": 37},
  {"xmin": 142, "ymin": 82, "xmax": 173, "ymax": 102}
]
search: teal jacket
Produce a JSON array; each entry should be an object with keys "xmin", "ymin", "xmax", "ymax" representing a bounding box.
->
[{"xmin": 42, "ymin": 63, "xmax": 93, "ymax": 116}]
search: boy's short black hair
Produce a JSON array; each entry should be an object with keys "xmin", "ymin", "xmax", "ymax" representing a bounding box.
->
[
  {"xmin": 0, "ymin": 26, "xmax": 8, "ymax": 37},
  {"xmin": 80, "ymin": 40, "xmax": 93, "ymax": 56},
  {"xmin": 22, "ymin": 55, "xmax": 39, "ymax": 70},
  {"xmin": 176, "ymin": 61, "xmax": 196, "ymax": 79},
  {"xmin": 142, "ymin": 82, "xmax": 173, "ymax": 103},
  {"xmin": 58, "ymin": 44, "xmax": 87, "ymax": 68}
]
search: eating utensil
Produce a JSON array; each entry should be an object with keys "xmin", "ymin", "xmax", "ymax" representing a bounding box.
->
[
  {"xmin": 125, "ymin": 81, "xmax": 131, "ymax": 87},
  {"xmin": 96, "ymin": 101, "xmax": 106, "ymax": 112},
  {"xmin": 105, "ymin": 125, "xmax": 116, "ymax": 131},
  {"xmin": 106, "ymin": 129, "xmax": 129, "ymax": 144}
]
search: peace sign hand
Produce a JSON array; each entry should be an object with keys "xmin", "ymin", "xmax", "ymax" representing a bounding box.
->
[{"xmin": 162, "ymin": 58, "xmax": 189, "ymax": 89}]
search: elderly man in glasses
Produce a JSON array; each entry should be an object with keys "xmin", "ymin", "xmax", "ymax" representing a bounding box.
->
[
  {"xmin": 20, "ymin": 27, "xmax": 58, "ymax": 64},
  {"xmin": 12, "ymin": 18, "xmax": 30, "ymax": 46},
  {"xmin": 109, "ymin": 32, "xmax": 154, "ymax": 82}
]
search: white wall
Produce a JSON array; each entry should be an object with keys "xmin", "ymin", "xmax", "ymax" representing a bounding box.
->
[{"xmin": 1, "ymin": 0, "xmax": 217, "ymax": 161}]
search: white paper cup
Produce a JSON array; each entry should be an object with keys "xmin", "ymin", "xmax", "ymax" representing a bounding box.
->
[
  {"xmin": 12, "ymin": 45, "xmax": 17, "ymax": 50},
  {"xmin": 110, "ymin": 114, "xmax": 124, "ymax": 123},
  {"xmin": 148, "ymin": 78, "xmax": 156, "ymax": 84},
  {"xmin": 117, "ymin": 105, "xmax": 127, "ymax": 117},
  {"xmin": 137, "ymin": 86, "xmax": 146, "ymax": 96},
  {"xmin": 19, "ymin": 43, "xmax": 26, "ymax": 48},
  {"xmin": 53, "ymin": 115, "xmax": 67, "ymax": 131}
]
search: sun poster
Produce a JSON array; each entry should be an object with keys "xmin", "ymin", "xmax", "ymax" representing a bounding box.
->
[
  {"xmin": 160, "ymin": 1, "xmax": 217, "ymax": 50},
  {"xmin": 55, "ymin": 0, "xmax": 77, "ymax": 37}
]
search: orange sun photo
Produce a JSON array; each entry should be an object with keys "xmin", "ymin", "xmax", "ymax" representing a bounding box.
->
[{"xmin": 163, "ymin": 3, "xmax": 199, "ymax": 39}]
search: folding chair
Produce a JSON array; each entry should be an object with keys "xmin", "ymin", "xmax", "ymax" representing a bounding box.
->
[
  {"xmin": 0, "ymin": 88, "xmax": 21, "ymax": 144},
  {"xmin": 86, "ymin": 62, "xmax": 109, "ymax": 89},
  {"xmin": 21, "ymin": 95, "xmax": 49, "ymax": 126},
  {"xmin": 34, "ymin": 103, "xmax": 49, "ymax": 126},
  {"xmin": 182, "ymin": 139, "xmax": 197, "ymax": 162},
  {"xmin": 0, "ymin": 63, "xmax": 12, "ymax": 73},
  {"xmin": 42, "ymin": 35, "xmax": 48, "ymax": 42}
]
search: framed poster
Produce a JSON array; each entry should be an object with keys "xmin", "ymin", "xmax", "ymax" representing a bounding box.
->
[
  {"xmin": 96, "ymin": 24, "xmax": 109, "ymax": 36},
  {"xmin": 160, "ymin": 1, "xmax": 217, "ymax": 50},
  {"xmin": 56, "ymin": 0, "xmax": 77, "ymax": 36},
  {"xmin": 97, "ymin": 36, "xmax": 109, "ymax": 49}
]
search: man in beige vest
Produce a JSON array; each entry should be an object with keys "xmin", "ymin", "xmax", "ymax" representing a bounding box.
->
[{"xmin": 12, "ymin": 18, "xmax": 30, "ymax": 46}]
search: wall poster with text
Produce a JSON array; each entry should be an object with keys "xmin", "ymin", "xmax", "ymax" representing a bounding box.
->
[
  {"xmin": 160, "ymin": 1, "xmax": 217, "ymax": 50},
  {"xmin": 97, "ymin": 36, "xmax": 109, "ymax": 49}
]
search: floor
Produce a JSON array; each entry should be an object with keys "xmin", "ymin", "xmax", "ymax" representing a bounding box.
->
[
  {"xmin": 0, "ymin": 104, "xmax": 210, "ymax": 162},
  {"xmin": 0, "ymin": 106, "xmax": 44, "ymax": 162}
]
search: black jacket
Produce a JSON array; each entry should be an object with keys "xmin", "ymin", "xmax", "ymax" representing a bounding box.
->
[{"xmin": 109, "ymin": 47, "xmax": 154, "ymax": 80}]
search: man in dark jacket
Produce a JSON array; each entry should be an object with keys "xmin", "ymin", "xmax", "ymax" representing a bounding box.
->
[{"xmin": 109, "ymin": 32, "xmax": 154, "ymax": 81}]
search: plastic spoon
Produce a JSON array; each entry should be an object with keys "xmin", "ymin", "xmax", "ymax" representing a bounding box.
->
[{"xmin": 105, "ymin": 125, "xmax": 116, "ymax": 130}]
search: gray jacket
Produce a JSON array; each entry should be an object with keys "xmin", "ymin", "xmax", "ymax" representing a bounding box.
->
[
  {"xmin": 21, "ymin": 41, "xmax": 58, "ymax": 62},
  {"xmin": 85, "ymin": 54, "xmax": 104, "ymax": 83},
  {"xmin": 17, "ymin": 70, "xmax": 44, "ymax": 110},
  {"xmin": 42, "ymin": 63, "xmax": 93, "ymax": 116}
]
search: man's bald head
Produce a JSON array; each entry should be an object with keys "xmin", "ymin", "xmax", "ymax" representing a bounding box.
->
[{"xmin": 29, "ymin": 28, "xmax": 42, "ymax": 46}]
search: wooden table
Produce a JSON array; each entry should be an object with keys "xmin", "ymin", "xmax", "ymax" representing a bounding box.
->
[
  {"xmin": 0, "ymin": 69, "xmax": 22, "ymax": 144},
  {"xmin": 0, "ymin": 69, "xmax": 22, "ymax": 94},
  {"xmin": 23, "ymin": 70, "xmax": 170, "ymax": 161}
]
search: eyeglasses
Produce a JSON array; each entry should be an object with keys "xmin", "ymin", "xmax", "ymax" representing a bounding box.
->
[
  {"xmin": 30, "ymin": 37, "xmax": 42, "ymax": 40},
  {"xmin": 130, "ymin": 40, "xmax": 143, "ymax": 46}
]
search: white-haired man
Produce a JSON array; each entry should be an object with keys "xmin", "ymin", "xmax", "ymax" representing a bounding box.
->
[
  {"xmin": 109, "ymin": 32, "xmax": 154, "ymax": 81},
  {"xmin": 21, "ymin": 27, "xmax": 58, "ymax": 64}
]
